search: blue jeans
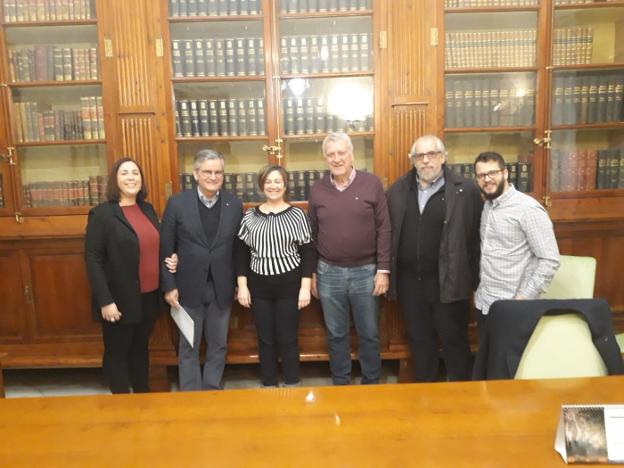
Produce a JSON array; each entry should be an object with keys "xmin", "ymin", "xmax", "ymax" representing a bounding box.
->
[{"xmin": 317, "ymin": 260, "xmax": 381, "ymax": 385}]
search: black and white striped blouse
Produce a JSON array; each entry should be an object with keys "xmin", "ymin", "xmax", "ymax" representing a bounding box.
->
[{"xmin": 237, "ymin": 206, "xmax": 313, "ymax": 276}]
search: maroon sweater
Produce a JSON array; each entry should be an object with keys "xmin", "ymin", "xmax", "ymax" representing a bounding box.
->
[{"xmin": 308, "ymin": 170, "xmax": 391, "ymax": 270}]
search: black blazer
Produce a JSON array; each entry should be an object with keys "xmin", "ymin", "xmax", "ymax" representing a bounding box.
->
[
  {"xmin": 386, "ymin": 165, "xmax": 482, "ymax": 302},
  {"xmin": 473, "ymin": 298, "xmax": 624, "ymax": 380},
  {"xmin": 160, "ymin": 189, "xmax": 243, "ymax": 310},
  {"xmin": 84, "ymin": 201, "xmax": 160, "ymax": 324}
]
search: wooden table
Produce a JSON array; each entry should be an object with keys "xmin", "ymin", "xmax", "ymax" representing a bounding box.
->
[{"xmin": 1, "ymin": 376, "xmax": 622, "ymax": 467}]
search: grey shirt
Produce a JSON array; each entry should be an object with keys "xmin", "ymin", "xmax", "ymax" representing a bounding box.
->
[{"xmin": 475, "ymin": 185, "xmax": 560, "ymax": 314}]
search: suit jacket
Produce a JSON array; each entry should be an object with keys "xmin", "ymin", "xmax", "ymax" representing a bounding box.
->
[
  {"xmin": 84, "ymin": 200, "xmax": 160, "ymax": 324},
  {"xmin": 386, "ymin": 165, "xmax": 482, "ymax": 302},
  {"xmin": 473, "ymin": 298, "xmax": 624, "ymax": 379},
  {"xmin": 160, "ymin": 189, "xmax": 243, "ymax": 310}
]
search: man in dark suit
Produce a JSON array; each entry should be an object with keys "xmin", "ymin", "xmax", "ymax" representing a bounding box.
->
[{"xmin": 160, "ymin": 149, "xmax": 243, "ymax": 391}]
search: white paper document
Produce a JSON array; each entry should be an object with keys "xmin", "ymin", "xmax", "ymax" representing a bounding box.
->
[{"xmin": 170, "ymin": 305, "xmax": 194, "ymax": 348}]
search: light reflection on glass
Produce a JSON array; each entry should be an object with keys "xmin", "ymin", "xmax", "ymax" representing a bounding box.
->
[{"xmin": 305, "ymin": 390, "xmax": 315, "ymax": 403}]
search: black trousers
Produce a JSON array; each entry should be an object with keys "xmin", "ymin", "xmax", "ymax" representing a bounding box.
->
[
  {"xmin": 101, "ymin": 290, "xmax": 158, "ymax": 394},
  {"xmin": 398, "ymin": 271, "xmax": 472, "ymax": 382},
  {"xmin": 252, "ymin": 296, "xmax": 301, "ymax": 386}
]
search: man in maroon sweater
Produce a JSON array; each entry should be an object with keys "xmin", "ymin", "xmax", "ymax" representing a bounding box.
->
[{"xmin": 309, "ymin": 132, "xmax": 392, "ymax": 385}]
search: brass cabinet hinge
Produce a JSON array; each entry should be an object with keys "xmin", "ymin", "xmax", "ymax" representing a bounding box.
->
[
  {"xmin": 379, "ymin": 30, "xmax": 387, "ymax": 49},
  {"xmin": 104, "ymin": 38, "xmax": 113, "ymax": 58},
  {"xmin": 533, "ymin": 130, "xmax": 552, "ymax": 149},
  {"xmin": 164, "ymin": 181, "xmax": 172, "ymax": 199},
  {"xmin": 542, "ymin": 196, "xmax": 552, "ymax": 208},
  {"xmin": 24, "ymin": 284, "xmax": 33, "ymax": 304},
  {"xmin": 1, "ymin": 146, "xmax": 16, "ymax": 165},
  {"xmin": 155, "ymin": 38, "xmax": 164, "ymax": 57},
  {"xmin": 430, "ymin": 28, "xmax": 439, "ymax": 46},
  {"xmin": 15, "ymin": 211, "xmax": 24, "ymax": 223}
]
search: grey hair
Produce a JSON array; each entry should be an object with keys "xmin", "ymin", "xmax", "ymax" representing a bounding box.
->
[
  {"xmin": 194, "ymin": 149, "xmax": 225, "ymax": 171},
  {"xmin": 409, "ymin": 135, "xmax": 447, "ymax": 158},
  {"xmin": 322, "ymin": 131, "xmax": 354, "ymax": 156}
]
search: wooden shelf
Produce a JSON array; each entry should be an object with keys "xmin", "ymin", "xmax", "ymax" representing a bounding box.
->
[
  {"xmin": 8, "ymin": 80, "xmax": 101, "ymax": 88},
  {"xmin": 550, "ymin": 122, "xmax": 624, "ymax": 131},
  {"xmin": 175, "ymin": 135, "xmax": 267, "ymax": 142},
  {"xmin": 551, "ymin": 63, "xmax": 624, "ymax": 71},
  {"xmin": 19, "ymin": 206, "xmax": 92, "ymax": 216},
  {"xmin": 280, "ymin": 71, "xmax": 373, "ymax": 79},
  {"xmin": 14, "ymin": 139, "xmax": 106, "ymax": 147},
  {"xmin": 168, "ymin": 14, "xmax": 262, "ymax": 22},
  {"xmin": 445, "ymin": 6, "xmax": 539, "ymax": 13},
  {"xmin": 1, "ymin": 19, "xmax": 97, "ymax": 27},
  {"xmin": 445, "ymin": 67, "xmax": 537, "ymax": 75},
  {"xmin": 550, "ymin": 188, "xmax": 624, "ymax": 199},
  {"xmin": 282, "ymin": 131, "xmax": 374, "ymax": 141},
  {"xmin": 278, "ymin": 10, "xmax": 373, "ymax": 19},
  {"xmin": 444, "ymin": 126, "xmax": 535, "ymax": 133},
  {"xmin": 172, "ymin": 76, "xmax": 265, "ymax": 83},
  {"xmin": 554, "ymin": 1, "xmax": 624, "ymax": 10}
]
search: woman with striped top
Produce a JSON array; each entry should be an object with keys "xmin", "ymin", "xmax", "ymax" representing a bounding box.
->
[{"xmin": 236, "ymin": 165, "xmax": 315, "ymax": 387}]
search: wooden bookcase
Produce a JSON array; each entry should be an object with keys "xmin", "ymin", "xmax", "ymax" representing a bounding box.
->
[{"xmin": 0, "ymin": 0, "xmax": 621, "ymax": 379}]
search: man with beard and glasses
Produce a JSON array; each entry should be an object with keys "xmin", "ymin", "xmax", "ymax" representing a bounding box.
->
[
  {"xmin": 386, "ymin": 135, "xmax": 482, "ymax": 382},
  {"xmin": 473, "ymin": 151, "xmax": 560, "ymax": 331}
]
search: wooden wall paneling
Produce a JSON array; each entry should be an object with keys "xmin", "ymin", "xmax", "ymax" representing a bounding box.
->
[
  {"xmin": 99, "ymin": 0, "xmax": 173, "ymax": 214},
  {"xmin": 554, "ymin": 220, "xmax": 624, "ymax": 315},
  {"xmin": 25, "ymin": 245, "xmax": 99, "ymax": 341},
  {"xmin": 382, "ymin": 0, "xmax": 439, "ymax": 185},
  {"xmin": 0, "ymin": 248, "xmax": 28, "ymax": 342}
]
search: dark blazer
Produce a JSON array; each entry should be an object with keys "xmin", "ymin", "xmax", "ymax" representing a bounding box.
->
[
  {"xmin": 85, "ymin": 200, "xmax": 160, "ymax": 324},
  {"xmin": 386, "ymin": 164, "xmax": 482, "ymax": 302},
  {"xmin": 473, "ymin": 298, "xmax": 624, "ymax": 380},
  {"xmin": 160, "ymin": 189, "xmax": 243, "ymax": 310}
]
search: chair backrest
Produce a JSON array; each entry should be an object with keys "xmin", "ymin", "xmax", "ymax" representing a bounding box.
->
[
  {"xmin": 514, "ymin": 313, "xmax": 607, "ymax": 379},
  {"xmin": 540, "ymin": 255, "xmax": 596, "ymax": 300}
]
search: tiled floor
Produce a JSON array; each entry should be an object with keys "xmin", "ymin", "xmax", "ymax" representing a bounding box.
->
[{"xmin": 3, "ymin": 361, "xmax": 400, "ymax": 398}]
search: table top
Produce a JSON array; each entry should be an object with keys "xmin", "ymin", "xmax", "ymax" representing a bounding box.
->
[{"xmin": 1, "ymin": 376, "xmax": 622, "ymax": 467}]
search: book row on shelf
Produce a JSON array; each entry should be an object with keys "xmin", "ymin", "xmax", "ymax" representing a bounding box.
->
[
  {"xmin": 172, "ymin": 37, "xmax": 264, "ymax": 79},
  {"xmin": 8, "ymin": 45, "xmax": 98, "ymax": 83},
  {"xmin": 169, "ymin": 0, "xmax": 262, "ymax": 17},
  {"xmin": 2, "ymin": 0, "xmax": 93, "ymax": 23},
  {"xmin": 280, "ymin": 0, "xmax": 370, "ymax": 14},
  {"xmin": 554, "ymin": 0, "xmax": 620, "ymax": 4},
  {"xmin": 552, "ymin": 27, "xmax": 593, "ymax": 66},
  {"xmin": 179, "ymin": 169, "xmax": 326, "ymax": 202},
  {"xmin": 445, "ymin": 77, "xmax": 535, "ymax": 127},
  {"xmin": 13, "ymin": 96, "xmax": 104, "ymax": 142},
  {"xmin": 449, "ymin": 161, "xmax": 532, "ymax": 192},
  {"xmin": 551, "ymin": 72, "xmax": 624, "ymax": 125},
  {"xmin": 444, "ymin": 0, "xmax": 537, "ymax": 7},
  {"xmin": 550, "ymin": 148, "xmax": 623, "ymax": 192},
  {"xmin": 283, "ymin": 96, "xmax": 373, "ymax": 135},
  {"xmin": 444, "ymin": 30, "xmax": 536, "ymax": 69},
  {"xmin": 280, "ymin": 33, "xmax": 371, "ymax": 75},
  {"xmin": 21, "ymin": 175, "xmax": 108, "ymax": 209},
  {"xmin": 175, "ymin": 98, "xmax": 266, "ymax": 137}
]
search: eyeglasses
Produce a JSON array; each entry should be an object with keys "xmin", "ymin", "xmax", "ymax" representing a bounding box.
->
[
  {"xmin": 475, "ymin": 169, "xmax": 504, "ymax": 181},
  {"xmin": 409, "ymin": 150, "xmax": 443, "ymax": 161}
]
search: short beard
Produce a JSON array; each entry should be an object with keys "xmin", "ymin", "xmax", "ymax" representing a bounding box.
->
[{"xmin": 480, "ymin": 180, "xmax": 505, "ymax": 200}]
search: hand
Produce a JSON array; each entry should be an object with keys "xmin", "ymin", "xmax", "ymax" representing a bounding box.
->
[
  {"xmin": 237, "ymin": 285, "xmax": 251, "ymax": 308},
  {"xmin": 101, "ymin": 303, "xmax": 122, "ymax": 323},
  {"xmin": 164, "ymin": 253, "xmax": 178, "ymax": 273},
  {"xmin": 311, "ymin": 273, "xmax": 318, "ymax": 299},
  {"xmin": 298, "ymin": 288, "xmax": 311, "ymax": 310},
  {"xmin": 164, "ymin": 288, "xmax": 180, "ymax": 308},
  {"xmin": 372, "ymin": 272, "xmax": 389, "ymax": 296}
]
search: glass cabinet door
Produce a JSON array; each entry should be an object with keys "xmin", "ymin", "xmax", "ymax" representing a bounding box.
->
[
  {"xmin": 276, "ymin": 2, "xmax": 374, "ymax": 201},
  {"xmin": 548, "ymin": 2, "xmax": 624, "ymax": 194},
  {"xmin": 443, "ymin": 6, "xmax": 539, "ymax": 193},
  {"xmin": 168, "ymin": 9, "xmax": 270, "ymax": 201},
  {"xmin": 1, "ymin": 3, "xmax": 107, "ymax": 212}
]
